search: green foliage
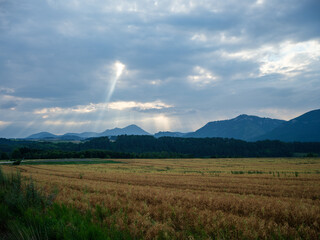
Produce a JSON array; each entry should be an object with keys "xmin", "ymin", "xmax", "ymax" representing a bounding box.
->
[
  {"xmin": 0, "ymin": 151, "xmax": 9, "ymax": 160},
  {"xmin": 231, "ymin": 171, "xmax": 245, "ymax": 174},
  {"xmin": 0, "ymin": 167, "xmax": 132, "ymax": 240},
  {"xmin": 11, "ymin": 148, "xmax": 22, "ymax": 159},
  {"xmin": 306, "ymin": 152, "xmax": 318, "ymax": 157},
  {"xmin": 2, "ymin": 136, "xmax": 320, "ymax": 159},
  {"xmin": 12, "ymin": 160, "xmax": 21, "ymax": 165}
]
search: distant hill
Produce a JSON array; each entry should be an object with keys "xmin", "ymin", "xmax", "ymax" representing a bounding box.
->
[
  {"xmin": 63, "ymin": 132, "xmax": 98, "ymax": 139},
  {"xmin": 26, "ymin": 125, "xmax": 150, "ymax": 140},
  {"xmin": 255, "ymin": 109, "xmax": 320, "ymax": 142},
  {"xmin": 58, "ymin": 135, "xmax": 83, "ymax": 141},
  {"xmin": 185, "ymin": 115, "xmax": 285, "ymax": 141},
  {"xmin": 99, "ymin": 124, "xmax": 150, "ymax": 137},
  {"xmin": 27, "ymin": 132, "xmax": 58, "ymax": 139},
  {"xmin": 154, "ymin": 131, "xmax": 186, "ymax": 138}
]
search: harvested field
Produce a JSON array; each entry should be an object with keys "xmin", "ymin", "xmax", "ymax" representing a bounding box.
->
[{"xmin": 3, "ymin": 158, "xmax": 320, "ymax": 239}]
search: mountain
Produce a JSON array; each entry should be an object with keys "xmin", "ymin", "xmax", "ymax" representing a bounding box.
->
[
  {"xmin": 22, "ymin": 109, "xmax": 320, "ymax": 142},
  {"xmin": 185, "ymin": 115, "xmax": 285, "ymax": 141},
  {"xmin": 99, "ymin": 124, "xmax": 150, "ymax": 136},
  {"xmin": 154, "ymin": 131, "xmax": 186, "ymax": 138},
  {"xmin": 26, "ymin": 125, "xmax": 150, "ymax": 140},
  {"xmin": 58, "ymin": 135, "xmax": 83, "ymax": 141},
  {"xmin": 255, "ymin": 109, "xmax": 320, "ymax": 142},
  {"xmin": 27, "ymin": 132, "xmax": 58, "ymax": 139},
  {"xmin": 63, "ymin": 132, "xmax": 98, "ymax": 138}
]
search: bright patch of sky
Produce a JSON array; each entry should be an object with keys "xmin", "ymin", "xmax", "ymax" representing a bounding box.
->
[{"xmin": 0, "ymin": 0, "xmax": 319, "ymax": 137}]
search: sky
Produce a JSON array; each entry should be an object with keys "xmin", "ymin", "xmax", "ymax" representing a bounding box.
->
[{"xmin": 0, "ymin": 0, "xmax": 320, "ymax": 137}]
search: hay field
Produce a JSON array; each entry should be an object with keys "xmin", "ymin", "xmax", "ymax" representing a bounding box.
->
[{"xmin": 3, "ymin": 158, "xmax": 320, "ymax": 239}]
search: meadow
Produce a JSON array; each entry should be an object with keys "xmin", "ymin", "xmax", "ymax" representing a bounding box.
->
[{"xmin": 2, "ymin": 157, "xmax": 320, "ymax": 239}]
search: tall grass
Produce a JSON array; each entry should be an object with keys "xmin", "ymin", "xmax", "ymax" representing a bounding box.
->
[{"xmin": 0, "ymin": 167, "xmax": 132, "ymax": 240}]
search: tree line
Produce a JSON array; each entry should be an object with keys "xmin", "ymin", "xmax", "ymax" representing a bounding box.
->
[{"xmin": 1, "ymin": 136, "xmax": 320, "ymax": 160}]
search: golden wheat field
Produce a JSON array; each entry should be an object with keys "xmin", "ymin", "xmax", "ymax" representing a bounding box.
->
[{"xmin": 3, "ymin": 158, "xmax": 320, "ymax": 239}]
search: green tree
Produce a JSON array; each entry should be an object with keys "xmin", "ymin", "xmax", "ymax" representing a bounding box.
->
[
  {"xmin": 11, "ymin": 149, "xmax": 22, "ymax": 160},
  {"xmin": 1, "ymin": 152, "xmax": 9, "ymax": 160}
]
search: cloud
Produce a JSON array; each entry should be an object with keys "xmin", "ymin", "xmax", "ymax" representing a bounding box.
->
[
  {"xmin": 139, "ymin": 114, "xmax": 175, "ymax": 132},
  {"xmin": 108, "ymin": 101, "xmax": 173, "ymax": 111},
  {"xmin": 191, "ymin": 33, "xmax": 207, "ymax": 42},
  {"xmin": 0, "ymin": 0, "xmax": 319, "ymax": 137},
  {"xmin": 256, "ymin": 108, "xmax": 307, "ymax": 121},
  {"xmin": 259, "ymin": 41, "xmax": 320, "ymax": 77},
  {"xmin": 0, "ymin": 101, "xmax": 17, "ymax": 110},
  {"xmin": 43, "ymin": 120, "xmax": 91, "ymax": 126},
  {"xmin": 0, "ymin": 121, "xmax": 11, "ymax": 128},
  {"xmin": 34, "ymin": 104, "xmax": 101, "ymax": 115},
  {"xmin": 187, "ymin": 66, "xmax": 218, "ymax": 87},
  {"xmin": 0, "ymin": 94, "xmax": 43, "ymax": 111},
  {"xmin": 0, "ymin": 87, "xmax": 14, "ymax": 94},
  {"xmin": 56, "ymin": 21, "xmax": 81, "ymax": 37},
  {"xmin": 221, "ymin": 40, "xmax": 320, "ymax": 78},
  {"xmin": 34, "ymin": 100, "xmax": 173, "ymax": 115}
]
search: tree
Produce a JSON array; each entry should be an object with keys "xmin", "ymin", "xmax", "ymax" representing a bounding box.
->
[
  {"xmin": 11, "ymin": 148, "xmax": 22, "ymax": 159},
  {"xmin": 1, "ymin": 152, "xmax": 9, "ymax": 160}
]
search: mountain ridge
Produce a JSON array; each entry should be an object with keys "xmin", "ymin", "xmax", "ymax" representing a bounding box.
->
[
  {"xmin": 27, "ymin": 132, "xmax": 58, "ymax": 139},
  {"xmin": 254, "ymin": 109, "xmax": 320, "ymax": 142},
  {"xmin": 24, "ymin": 109, "xmax": 320, "ymax": 142},
  {"xmin": 98, "ymin": 124, "xmax": 150, "ymax": 137},
  {"xmin": 26, "ymin": 124, "xmax": 150, "ymax": 140},
  {"xmin": 184, "ymin": 114, "xmax": 286, "ymax": 141}
]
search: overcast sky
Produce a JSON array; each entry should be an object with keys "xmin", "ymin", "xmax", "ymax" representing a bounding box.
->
[{"xmin": 0, "ymin": 0, "xmax": 320, "ymax": 137}]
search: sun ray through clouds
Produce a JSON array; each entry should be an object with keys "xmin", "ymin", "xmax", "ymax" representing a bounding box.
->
[{"xmin": 93, "ymin": 60, "xmax": 126, "ymax": 132}]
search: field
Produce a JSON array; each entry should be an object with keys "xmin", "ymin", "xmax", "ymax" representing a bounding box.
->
[{"xmin": 2, "ymin": 158, "xmax": 320, "ymax": 239}]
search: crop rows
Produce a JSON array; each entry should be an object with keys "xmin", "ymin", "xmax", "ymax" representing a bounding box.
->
[{"xmin": 2, "ymin": 158, "xmax": 320, "ymax": 239}]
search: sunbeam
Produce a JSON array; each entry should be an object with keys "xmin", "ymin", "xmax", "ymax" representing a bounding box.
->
[
  {"xmin": 106, "ymin": 61, "xmax": 125, "ymax": 103},
  {"xmin": 93, "ymin": 60, "xmax": 126, "ymax": 132}
]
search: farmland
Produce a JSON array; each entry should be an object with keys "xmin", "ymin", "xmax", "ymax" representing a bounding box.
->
[{"xmin": 2, "ymin": 158, "xmax": 320, "ymax": 239}]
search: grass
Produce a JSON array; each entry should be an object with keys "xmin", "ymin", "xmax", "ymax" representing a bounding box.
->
[
  {"xmin": 0, "ymin": 159, "xmax": 125, "ymax": 165},
  {"xmin": 0, "ymin": 167, "xmax": 132, "ymax": 240},
  {"xmin": 20, "ymin": 159, "xmax": 124, "ymax": 165},
  {"xmin": 2, "ymin": 157, "xmax": 320, "ymax": 239}
]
